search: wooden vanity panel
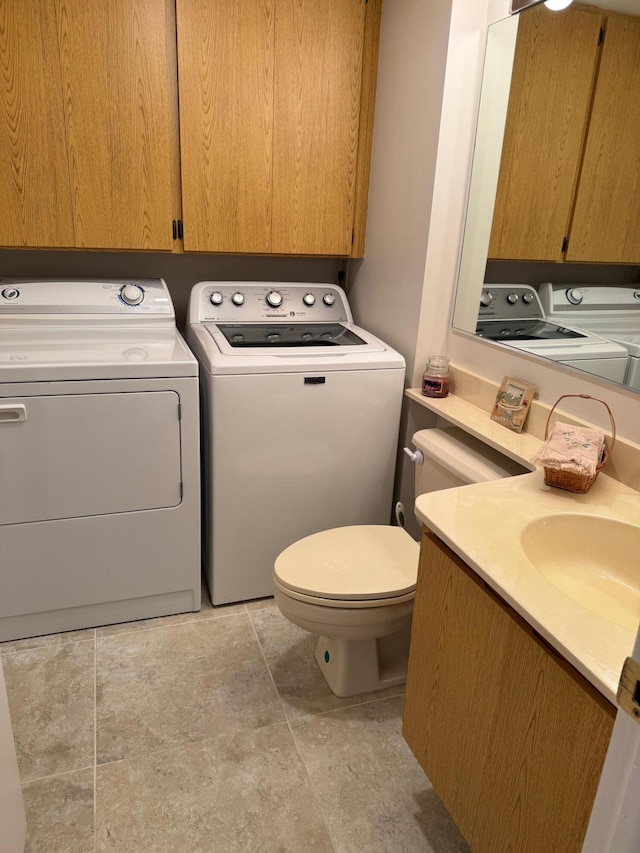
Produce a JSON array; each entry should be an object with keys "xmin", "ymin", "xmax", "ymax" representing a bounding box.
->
[
  {"xmin": 403, "ymin": 531, "xmax": 615, "ymax": 853},
  {"xmin": 567, "ymin": 12, "xmax": 640, "ymax": 264}
]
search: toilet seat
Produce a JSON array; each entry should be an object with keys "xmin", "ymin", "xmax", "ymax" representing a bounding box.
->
[{"xmin": 274, "ymin": 525, "xmax": 418, "ymax": 606}]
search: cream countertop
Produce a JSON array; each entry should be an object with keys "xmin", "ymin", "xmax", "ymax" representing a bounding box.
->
[{"xmin": 415, "ymin": 469, "xmax": 640, "ymax": 705}]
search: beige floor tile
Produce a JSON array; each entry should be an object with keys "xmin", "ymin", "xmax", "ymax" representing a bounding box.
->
[
  {"xmin": 3, "ymin": 641, "xmax": 95, "ymax": 782},
  {"xmin": 23, "ymin": 768, "xmax": 94, "ymax": 853},
  {"xmin": 96, "ymin": 724, "xmax": 335, "ymax": 853},
  {"xmin": 96, "ymin": 614, "xmax": 285, "ymax": 764},
  {"xmin": 291, "ymin": 695, "xmax": 470, "ymax": 853},
  {"xmin": 0, "ymin": 627, "xmax": 96, "ymax": 654},
  {"xmin": 249, "ymin": 604, "xmax": 403, "ymax": 720}
]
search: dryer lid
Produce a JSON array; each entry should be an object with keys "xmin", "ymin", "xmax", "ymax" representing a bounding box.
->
[{"xmin": 274, "ymin": 525, "xmax": 419, "ymax": 601}]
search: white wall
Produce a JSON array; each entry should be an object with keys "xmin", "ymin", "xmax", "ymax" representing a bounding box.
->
[{"xmin": 351, "ymin": 0, "xmax": 639, "ymax": 539}]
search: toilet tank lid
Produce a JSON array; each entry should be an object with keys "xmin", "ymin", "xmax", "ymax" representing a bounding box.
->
[{"xmin": 412, "ymin": 427, "xmax": 528, "ymax": 483}]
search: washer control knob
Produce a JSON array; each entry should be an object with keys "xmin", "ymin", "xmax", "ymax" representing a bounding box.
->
[
  {"xmin": 303, "ymin": 292, "xmax": 316, "ymax": 306},
  {"xmin": 210, "ymin": 291, "xmax": 224, "ymax": 306},
  {"xmin": 566, "ymin": 287, "xmax": 584, "ymax": 305},
  {"xmin": 323, "ymin": 292, "xmax": 336, "ymax": 307},
  {"xmin": 231, "ymin": 292, "xmax": 245, "ymax": 306},
  {"xmin": 480, "ymin": 291, "xmax": 493, "ymax": 306},
  {"xmin": 507, "ymin": 292, "xmax": 519, "ymax": 304},
  {"xmin": 1, "ymin": 287, "xmax": 19, "ymax": 300},
  {"xmin": 522, "ymin": 292, "xmax": 535, "ymax": 304},
  {"xmin": 266, "ymin": 290, "xmax": 283, "ymax": 308},
  {"xmin": 120, "ymin": 284, "xmax": 144, "ymax": 305}
]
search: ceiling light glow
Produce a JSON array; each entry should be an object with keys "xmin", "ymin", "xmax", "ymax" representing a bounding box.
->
[{"xmin": 544, "ymin": 0, "xmax": 574, "ymax": 10}]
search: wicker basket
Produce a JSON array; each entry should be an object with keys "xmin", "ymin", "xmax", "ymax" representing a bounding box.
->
[{"xmin": 542, "ymin": 394, "xmax": 616, "ymax": 494}]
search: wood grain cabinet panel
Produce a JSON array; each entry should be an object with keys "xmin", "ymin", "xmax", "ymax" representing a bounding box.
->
[
  {"xmin": 488, "ymin": 4, "xmax": 602, "ymax": 262},
  {"xmin": 177, "ymin": 0, "xmax": 375, "ymax": 256},
  {"xmin": 56, "ymin": 0, "xmax": 179, "ymax": 250},
  {"xmin": 176, "ymin": 0, "xmax": 274, "ymax": 254},
  {"xmin": 0, "ymin": 0, "xmax": 378, "ymax": 255},
  {"xmin": 272, "ymin": 0, "xmax": 365, "ymax": 256},
  {"xmin": 0, "ymin": 0, "xmax": 179, "ymax": 251},
  {"xmin": 567, "ymin": 13, "xmax": 640, "ymax": 264},
  {"xmin": 403, "ymin": 531, "xmax": 615, "ymax": 853},
  {"xmin": 0, "ymin": 0, "xmax": 75, "ymax": 248}
]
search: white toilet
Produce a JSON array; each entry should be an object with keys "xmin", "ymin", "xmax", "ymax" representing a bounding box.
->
[{"xmin": 273, "ymin": 427, "xmax": 526, "ymax": 697}]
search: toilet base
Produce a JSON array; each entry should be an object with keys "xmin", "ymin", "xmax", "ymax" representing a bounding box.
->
[{"xmin": 314, "ymin": 620, "xmax": 412, "ymax": 697}]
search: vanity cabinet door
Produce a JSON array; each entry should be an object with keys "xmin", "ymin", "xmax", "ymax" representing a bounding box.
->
[
  {"xmin": 0, "ymin": 0, "xmax": 180, "ymax": 251},
  {"xmin": 403, "ymin": 531, "xmax": 615, "ymax": 853},
  {"xmin": 488, "ymin": 4, "xmax": 602, "ymax": 262},
  {"xmin": 566, "ymin": 13, "xmax": 640, "ymax": 264}
]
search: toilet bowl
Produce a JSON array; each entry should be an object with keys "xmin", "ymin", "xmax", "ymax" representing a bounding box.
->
[
  {"xmin": 274, "ymin": 525, "xmax": 418, "ymax": 697},
  {"xmin": 273, "ymin": 428, "xmax": 527, "ymax": 697}
]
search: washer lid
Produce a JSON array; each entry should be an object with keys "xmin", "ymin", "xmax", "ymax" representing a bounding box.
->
[{"xmin": 274, "ymin": 526, "xmax": 419, "ymax": 601}]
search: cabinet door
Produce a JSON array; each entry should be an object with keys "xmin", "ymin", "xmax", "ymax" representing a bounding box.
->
[
  {"xmin": 567, "ymin": 13, "xmax": 640, "ymax": 264},
  {"xmin": 272, "ymin": 0, "xmax": 366, "ymax": 255},
  {"xmin": 488, "ymin": 5, "xmax": 602, "ymax": 261},
  {"xmin": 403, "ymin": 532, "xmax": 615, "ymax": 853},
  {"xmin": 0, "ymin": 0, "xmax": 75, "ymax": 248},
  {"xmin": 176, "ymin": 0, "xmax": 274, "ymax": 254},
  {"xmin": 57, "ymin": 0, "xmax": 179, "ymax": 249}
]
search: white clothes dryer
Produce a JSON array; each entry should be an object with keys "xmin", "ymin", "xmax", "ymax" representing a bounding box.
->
[
  {"xmin": 186, "ymin": 281, "xmax": 406, "ymax": 605},
  {"xmin": 0, "ymin": 278, "xmax": 201, "ymax": 641}
]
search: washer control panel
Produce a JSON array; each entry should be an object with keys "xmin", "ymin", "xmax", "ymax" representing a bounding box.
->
[
  {"xmin": 0, "ymin": 278, "xmax": 174, "ymax": 318},
  {"xmin": 194, "ymin": 282, "xmax": 351, "ymax": 324},
  {"xmin": 478, "ymin": 284, "xmax": 544, "ymax": 320}
]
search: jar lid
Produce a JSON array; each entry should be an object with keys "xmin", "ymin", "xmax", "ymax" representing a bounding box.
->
[{"xmin": 426, "ymin": 355, "xmax": 449, "ymax": 368}]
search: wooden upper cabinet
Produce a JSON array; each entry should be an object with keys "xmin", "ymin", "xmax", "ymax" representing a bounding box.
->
[
  {"xmin": 56, "ymin": 0, "xmax": 179, "ymax": 250},
  {"xmin": 0, "ymin": 0, "xmax": 75, "ymax": 248},
  {"xmin": 0, "ymin": 0, "xmax": 179, "ymax": 251},
  {"xmin": 176, "ymin": 0, "xmax": 375, "ymax": 256},
  {"xmin": 567, "ymin": 13, "xmax": 640, "ymax": 264},
  {"xmin": 176, "ymin": 0, "xmax": 274, "ymax": 254},
  {"xmin": 489, "ymin": 4, "xmax": 603, "ymax": 262},
  {"xmin": 272, "ymin": 0, "xmax": 366, "ymax": 256}
]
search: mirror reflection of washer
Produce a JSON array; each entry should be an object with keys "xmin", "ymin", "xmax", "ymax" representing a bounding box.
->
[
  {"xmin": 476, "ymin": 284, "xmax": 629, "ymax": 383},
  {"xmin": 0, "ymin": 278, "xmax": 201, "ymax": 641},
  {"xmin": 186, "ymin": 281, "xmax": 406, "ymax": 605}
]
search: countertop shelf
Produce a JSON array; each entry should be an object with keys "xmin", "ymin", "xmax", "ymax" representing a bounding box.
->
[{"xmin": 405, "ymin": 388, "xmax": 540, "ymax": 469}]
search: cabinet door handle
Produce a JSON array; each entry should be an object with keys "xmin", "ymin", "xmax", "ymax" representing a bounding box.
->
[{"xmin": 0, "ymin": 404, "xmax": 27, "ymax": 423}]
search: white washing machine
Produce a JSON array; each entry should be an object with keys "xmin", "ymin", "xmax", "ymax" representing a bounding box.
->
[
  {"xmin": 0, "ymin": 278, "xmax": 201, "ymax": 641},
  {"xmin": 476, "ymin": 284, "xmax": 629, "ymax": 383},
  {"xmin": 186, "ymin": 281, "xmax": 406, "ymax": 605},
  {"xmin": 539, "ymin": 283, "xmax": 640, "ymax": 391}
]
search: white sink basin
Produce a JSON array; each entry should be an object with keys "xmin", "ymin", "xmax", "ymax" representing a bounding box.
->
[{"xmin": 520, "ymin": 514, "xmax": 640, "ymax": 630}]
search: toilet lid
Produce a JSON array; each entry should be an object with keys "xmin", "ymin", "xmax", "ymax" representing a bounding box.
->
[{"xmin": 274, "ymin": 525, "xmax": 419, "ymax": 601}]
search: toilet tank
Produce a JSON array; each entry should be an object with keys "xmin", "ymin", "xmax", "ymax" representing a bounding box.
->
[{"xmin": 412, "ymin": 427, "xmax": 528, "ymax": 494}]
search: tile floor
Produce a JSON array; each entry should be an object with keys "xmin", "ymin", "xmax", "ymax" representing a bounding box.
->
[{"xmin": 1, "ymin": 582, "xmax": 470, "ymax": 852}]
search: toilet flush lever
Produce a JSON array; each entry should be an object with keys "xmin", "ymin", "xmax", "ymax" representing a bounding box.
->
[{"xmin": 403, "ymin": 446, "xmax": 423, "ymax": 464}]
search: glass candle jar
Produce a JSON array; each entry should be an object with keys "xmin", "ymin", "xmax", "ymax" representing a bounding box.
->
[{"xmin": 421, "ymin": 355, "xmax": 451, "ymax": 398}]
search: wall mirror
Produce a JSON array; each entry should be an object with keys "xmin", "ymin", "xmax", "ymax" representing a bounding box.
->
[{"xmin": 452, "ymin": 0, "xmax": 640, "ymax": 394}]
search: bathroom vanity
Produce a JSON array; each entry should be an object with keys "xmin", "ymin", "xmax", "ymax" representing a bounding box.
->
[
  {"xmin": 404, "ymin": 531, "xmax": 615, "ymax": 852},
  {"xmin": 403, "ymin": 385, "xmax": 640, "ymax": 852}
]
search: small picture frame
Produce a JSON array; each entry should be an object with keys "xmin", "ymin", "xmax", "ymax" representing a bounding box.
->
[{"xmin": 490, "ymin": 376, "xmax": 536, "ymax": 433}]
